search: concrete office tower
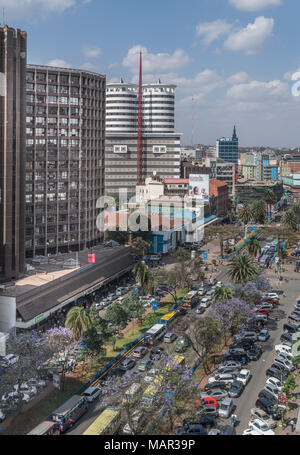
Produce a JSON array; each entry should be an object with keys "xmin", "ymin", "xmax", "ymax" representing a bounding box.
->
[
  {"xmin": 25, "ymin": 65, "xmax": 106, "ymax": 258},
  {"xmin": 0, "ymin": 26, "xmax": 27, "ymax": 280},
  {"xmin": 105, "ymin": 79, "xmax": 181, "ymax": 197},
  {"xmin": 143, "ymin": 80, "xmax": 175, "ymax": 133},
  {"xmin": 106, "ymin": 79, "xmax": 138, "ymax": 133}
]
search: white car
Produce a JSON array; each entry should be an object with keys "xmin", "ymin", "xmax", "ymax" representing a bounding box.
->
[
  {"xmin": 277, "ymin": 351, "xmax": 293, "ymax": 362},
  {"xmin": 243, "ymin": 428, "xmax": 264, "ymax": 436},
  {"xmin": 264, "ymin": 293, "xmax": 279, "ymax": 300},
  {"xmin": 275, "ymin": 344, "xmax": 291, "ymax": 354},
  {"xmin": 2, "ymin": 354, "xmax": 19, "ymax": 366},
  {"xmin": 266, "ymin": 377, "xmax": 283, "ymax": 392},
  {"xmin": 273, "ymin": 356, "xmax": 294, "ymax": 371},
  {"xmin": 248, "ymin": 419, "xmax": 275, "ymax": 435},
  {"xmin": 144, "ymin": 368, "xmax": 158, "ymax": 383},
  {"xmin": 263, "ymin": 384, "xmax": 278, "ymax": 400},
  {"xmin": 200, "ymin": 298, "xmax": 211, "ymax": 308},
  {"xmin": 236, "ymin": 369, "xmax": 251, "ymax": 386}
]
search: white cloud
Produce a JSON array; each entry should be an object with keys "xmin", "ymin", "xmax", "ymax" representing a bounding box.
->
[
  {"xmin": 0, "ymin": 0, "xmax": 88, "ymax": 20},
  {"xmin": 227, "ymin": 72, "xmax": 249, "ymax": 84},
  {"xmin": 196, "ymin": 19, "xmax": 233, "ymax": 45},
  {"xmin": 47, "ymin": 59, "xmax": 72, "ymax": 68},
  {"xmin": 224, "ymin": 16, "xmax": 274, "ymax": 54},
  {"xmin": 81, "ymin": 62, "xmax": 98, "ymax": 71},
  {"xmin": 229, "ymin": 0, "xmax": 282, "ymax": 11},
  {"xmin": 82, "ymin": 45, "xmax": 101, "ymax": 59},
  {"xmin": 123, "ymin": 45, "xmax": 190, "ymax": 75},
  {"xmin": 226, "ymin": 79, "xmax": 288, "ymax": 100}
]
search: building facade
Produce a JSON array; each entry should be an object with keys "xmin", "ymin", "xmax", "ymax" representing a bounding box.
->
[
  {"xmin": 0, "ymin": 26, "xmax": 27, "ymax": 280},
  {"xmin": 216, "ymin": 126, "xmax": 239, "ymax": 165},
  {"xmin": 105, "ymin": 79, "xmax": 180, "ymax": 197},
  {"xmin": 25, "ymin": 65, "xmax": 106, "ymax": 258}
]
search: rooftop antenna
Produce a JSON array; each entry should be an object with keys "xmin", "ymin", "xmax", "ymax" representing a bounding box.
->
[
  {"xmin": 191, "ymin": 96, "xmax": 195, "ymax": 147},
  {"xmin": 137, "ymin": 50, "xmax": 143, "ymax": 185},
  {"xmin": 2, "ymin": 8, "xmax": 5, "ymax": 26}
]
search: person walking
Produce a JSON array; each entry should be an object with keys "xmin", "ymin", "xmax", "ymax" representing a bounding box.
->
[
  {"xmin": 290, "ymin": 419, "xmax": 296, "ymax": 433},
  {"xmin": 231, "ymin": 414, "xmax": 237, "ymax": 427}
]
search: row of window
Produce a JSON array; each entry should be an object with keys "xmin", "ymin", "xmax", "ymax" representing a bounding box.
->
[
  {"xmin": 26, "ymin": 71, "xmax": 104, "ymax": 87},
  {"xmin": 26, "ymin": 138, "xmax": 80, "ymax": 146}
]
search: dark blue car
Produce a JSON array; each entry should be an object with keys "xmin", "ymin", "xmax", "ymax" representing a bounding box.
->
[{"xmin": 280, "ymin": 333, "xmax": 293, "ymax": 343}]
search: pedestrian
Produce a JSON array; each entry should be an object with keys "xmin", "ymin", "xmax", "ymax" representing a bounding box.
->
[
  {"xmin": 231, "ymin": 414, "xmax": 237, "ymax": 427},
  {"xmin": 290, "ymin": 419, "xmax": 296, "ymax": 433}
]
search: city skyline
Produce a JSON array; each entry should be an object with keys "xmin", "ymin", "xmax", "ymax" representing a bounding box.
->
[{"xmin": 1, "ymin": 0, "xmax": 300, "ymax": 147}]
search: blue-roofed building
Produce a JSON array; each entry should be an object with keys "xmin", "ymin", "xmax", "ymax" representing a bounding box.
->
[{"xmin": 216, "ymin": 126, "xmax": 239, "ymax": 165}]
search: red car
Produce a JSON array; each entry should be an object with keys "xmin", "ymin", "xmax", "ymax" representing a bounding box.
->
[
  {"xmin": 253, "ymin": 309, "xmax": 269, "ymax": 315},
  {"xmin": 197, "ymin": 397, "xmax": 218, "ymax": 409}
]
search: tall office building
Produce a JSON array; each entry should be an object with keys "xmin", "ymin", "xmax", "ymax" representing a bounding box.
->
[
  {"xmin": 216, "ymin": 126, "xmax": 239, "ymax": 165},
  {"xmin": 105, "ymin": 79, "xmax": 181, "ymax": 197},
  {"xmin": 0, "ymin": 26, "xmax": 27, "ymax": 280},
  {"xmin": 25, "ymin": 65, "xmax": 106, "ymax": 258}
]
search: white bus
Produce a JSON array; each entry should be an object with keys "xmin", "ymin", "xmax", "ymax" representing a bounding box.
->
[{"xmin": 144, "ymin": 324, "xmax": 167, "ymax": 345}]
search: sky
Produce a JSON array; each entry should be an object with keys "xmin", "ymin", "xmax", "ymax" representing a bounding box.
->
[{"xmin": 1, "ymin": 0, "xmax": 300, "ymax": 147}]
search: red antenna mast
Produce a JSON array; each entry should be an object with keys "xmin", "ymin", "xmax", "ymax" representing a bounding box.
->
[{"xmin": 137, "ymin": 50, "xmax": 143, "ymax": 185}]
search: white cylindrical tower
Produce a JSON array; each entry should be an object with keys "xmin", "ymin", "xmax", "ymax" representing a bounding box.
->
[
  {"xmin": 142, "ymin": 80, "xmax": 176, "ymax": 133},
  {"xmin": 106, "ymin": 79, "xmax": 138, "ymax": 133}
]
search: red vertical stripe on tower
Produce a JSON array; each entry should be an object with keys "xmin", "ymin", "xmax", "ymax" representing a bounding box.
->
[{"xmin": 137, "ymin": 51, "xmax": 143, "ymax": 185}]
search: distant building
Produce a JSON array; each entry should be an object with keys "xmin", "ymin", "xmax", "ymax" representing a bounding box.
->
[
  {"xmin": 0, "ymin": 26, "xmax": 27, "ymax": 281},
  {"xmin": 216, "ymin": 126, "xmax": 239, "ymax": 164}
]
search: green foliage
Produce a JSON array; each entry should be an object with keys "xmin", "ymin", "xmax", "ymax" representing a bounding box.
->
[
  {"xmin": 65, "ymin": 306, "xmax": 92, "ymax": 341},
  {"xmin": 131, "ymin": 237, "xmax": 150, "ymax": 257},
  {"xmin": 227, "ymin": 253, "xmax": 258, "ymax": 285},
  {"xmin": 105, "ymin": 302, "xmax": 128, "ymax": 329},
  {"xmin": 283, "ymin": 375, "xmax": 298, "ymax": 400}
]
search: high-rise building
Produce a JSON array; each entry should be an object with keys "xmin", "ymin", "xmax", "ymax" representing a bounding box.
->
[
  {"xmin": 0, "ymin": 26, "xmax": 27, "ymax": 280},
  {"xmin": 216, "ymin": 126, "xmax": 239, "ymax": 165},
  {"xmin": 105, "ymin": 79, "xmax": 181, "ymax": 197},
  {"xmin": 25, "ymin": 65, "xmax": 106, "ymax": 257}
]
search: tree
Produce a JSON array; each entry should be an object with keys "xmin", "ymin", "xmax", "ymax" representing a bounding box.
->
[
  {"xmin": 263, "ymin": 189, "xmax": 276, "ymax": 218},
  {"xmin": 123, "ymin": 292, "xmax": 146, "ymax": 324},
  {"xmin": 246, "ymin": 237, "xmax": 261, "ymax": 258},
  {"xmin": 205, "ymin": 224, "xmax": 242, "ymax": 258},
  {"xmin": 251, "ymin": 200, "xmax": 267, "ymax": 224},
  {"xmin": 282, "ymin": 210, "xmax": 298, "ymax": 231},
  {"xmin": 131, "ymin": 237, "xmax": 150, "ymax": 258},
  {"xmin": 105, "ymin": 301, "xmax": 129, "ymax": 330},
  {"xmin": 46, "ymin": 327, "xmax": 78, "ymax": 391},
  {"xmin": 291, "ymin": 203, "xmax": 300, "ymax": 224},
  {"xmin": 65, "ymin": 306, "xmax": 92, "ymax": 341},
  {"xmin": 238, "ymin": 203, "xmax": 252, "ymax": 225},
  {"xmin": 0, "ymin": 332, "xmax": 53, "ymax": 414},
  {"xmin": 212, "ymin": 286, "xmax": 234, "ymax": 304},
  {"xmin": 183, "ymin": 317, "xmax": 222, "ymax": 374},
  {"xmin": 227, "ymin": 253, "xmax": 258, "ymax": 285},
  {"xmin": 132, "ymin": 262, "xmax": 149, "ymax": 294}
]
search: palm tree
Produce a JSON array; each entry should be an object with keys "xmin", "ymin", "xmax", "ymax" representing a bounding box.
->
[
  {"xmin": 246, "ymin": 238, "xmax": 261, "ymax": 258},
  {"xmin": 65, "ymin": 306, "xmax": 92, "ymax": 341},
  {"xmin": 251, "ymin": 200, "xmax": 267, "ymax": 224},
  {"xmin": 227, "ymin": 253, "xmax": 258, "ymax": 285},
  {"xmin": 292, "ymin": 203, "xmax": 300, "ymax": 224},
  {"xmin": 282, "ymin": 210, "xmax": 298, "ymax": 231},
  {"xmin": 263, "ymin": 189, "xmax": 276, "ymax": 218},
  {"xmin": 132, "ymin": 262, "xmax": 149, "ymax": 293},
  {"xmin": 212, "ymin": 286, "xmax": 234, "ymax": 304},
  {"xmin": 238, "ymin": 203, "xmax": 252, "ymax": 225}
]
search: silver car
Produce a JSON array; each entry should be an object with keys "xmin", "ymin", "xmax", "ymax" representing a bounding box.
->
[{"xmin": 219, "ymin": 397, "xmax": 234, "ymax": 419}]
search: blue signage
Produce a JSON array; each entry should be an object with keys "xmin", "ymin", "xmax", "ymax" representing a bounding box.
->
[
  {"xmin": 268, "ymin": 214, "xmax": 271, "ymax": 219},
  {"xmin": 152, "ymin": 300, "xmax": 158, "ymax": 311},
  {"xmin": 281, "ymin": 244, "xmax": 285, "ymax": 250},
  {"xmin": 203, "ymin": 253, "xmax": 208, "ymax": 260},
  {"xmin": 253, "ymin": 226, "xmax": 257, "ymax": 232}
]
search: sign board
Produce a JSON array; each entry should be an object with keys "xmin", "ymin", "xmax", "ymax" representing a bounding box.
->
[
  {"xmin": 188, "ymin": 174, "xmax": 209, "ymax": 200},
  {"xmin": 253, "ymin": 226, "xmax": 257, "ymax": 232},
  {"xmin": 268, "ymin": 214, "xmax": 271, "ymax": 219},
  {"xmin": 34, "ymin": 314, "xmax": 45, "ymax": 325},
  {"xmin": 88, "ymin": 253, "xmax": 96, "ymax": 264},
  {"xmin": 152, "ymin": 300, "xmax": 158, "ymax": 311},
  {"xmin": 203, "ymin": 253, "xmax": 208, "ymax": 260}
]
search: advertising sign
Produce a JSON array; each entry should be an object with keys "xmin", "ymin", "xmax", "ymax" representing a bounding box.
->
[
  {"xmin": 88, "ymin": 253, "xmax": 96, "ymax": 264},
  {"xmin": 188, "ymin": 174, "xmax": 209, "ymax": 200}
]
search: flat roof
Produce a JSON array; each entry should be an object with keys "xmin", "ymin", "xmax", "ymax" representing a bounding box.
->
[{"xmin": 13, "ymin": 245, "xmax": 134, "ymax": 322}]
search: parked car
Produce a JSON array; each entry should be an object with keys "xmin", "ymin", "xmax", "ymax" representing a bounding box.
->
[
  {"xmin": 273, "ymin": 356, "xmax": 294, "ymax": 372},
  {"xmin": 266, "ymin": 377, "xmax": 283, "ymax": 392},
  {"xmin": 275, "ymin": 344, "xmax": 291, "ymax": 354},
  {"xmin": 177, "ymin": 423, "xmax": 206, "ymax": 435},
  {"xmin": 247, "ymin": 346, "xmax": 262, "ymax": 361},
  {"xmin": 208, "ymin": 373, "xmax": 236, "ymax": 385},
  {"xmin": 214, "ymin": 366, "xmax": 240, "ymax": 377},
  {"xmin": 175, "ymin": 337, "xmax": 190, "ymax": 353},
  {"xmin": 195, "ymin": 305, "xmax": 206, "ymax": 315},
  {"xmin": 218, "ymin": 361, "xmax": 242, "ymax": 370},
  {"xmin": 204, "ymin": 382, "xmax": 229, "ymax": 393},
  {"xmin": 250, "ymin": 408, "xmax": 277, "ymax": 429},
  {"xmin": 200, "ymin": 397, "xmax": 218, "ymax": 409},
  {"xmin": 200, "ymin": 298, "xmax": 211, "ymax": 309},
  {"xmin": 200, "ymin": 389, "xmax": 228, "ymax": 401},
  {"xmin": 218, "ymin": 397, "xmax": 234, "ymax": 419},
  {"xmin": 122, "ymin": 411, "xmax": 145, "ymax": 435},
  {"xmin": 248, "ymin": 418, "xmax": 275, "ymax": 435},
  {"xmin": 263, "ymin": 383, "xmax": 279, "ymax": 397},
  {"xmin": 164, "ymin": 332, "xmax": 177, "ymax": 344},
  {"xmin": 149, "ymin": 347, "xmax": 165, "ymax": 360},
  {"xmin": 280, "ymin": 333, "xmax": 293, "ymax": 343},
  {"xmin": 255, "ymin": 397, "xmax": 281, "ymax": 420},
  {"xmin": 266, "ymin": 365, "xmax": 288, "ymax": 381},
  {"xmin": 236, "ymin": 369, "xmax": 251, "ymax": 386},
  {"xmin": 258, "ymin": 329, "xmax": 270, "ymax": 342},
  {"xmin": 276, "ymin": 350, "xmax": 293, "ymax": 362},
  {"xmin": 83, "ymin": 386, "xmax": 101, "ymax": 403},
  {"xmin": 258, "ymin": 390, "xmax": 278, "ymax": 406},
  {"xmin": 132, "ymin": 346, "xmax": 148, "ymax": 359},
  {"xmin": 228, "ymin": 380, "xmax": 244, "ymax": 398},
  {"xmin": 118, "ymin": 358, "xmax": 136, "ymax": 371},
  {"xmin": 176, "ymin": 307, "xmax": 187, "ymax": 316}
]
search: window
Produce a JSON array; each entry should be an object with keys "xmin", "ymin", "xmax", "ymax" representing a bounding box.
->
[
  {"xmin": 36, "ymin": 128, "xmax": 45, "ymax": 136},
  {"xmin": 60, "ymin": 128, "xmax": 68, "ymax": 136},
  {"xmin": 37, "ymin": 95, "xmax": 46, "ymax": 104},
  {"xmin": 27, "ymin": 83, "xmax": 34, "ymax": 90},
  {"xmin": 114, "ymin": 145, "xmax": 127, "ymax": 154},
  {"xmin": 26, "ymin": 72, "xmax": 34, "ymax": 81},
  {"xmin": 37, "ymin": 73, "xmax": 46, "ymax": 82},
  {"xmin": 153, "ymin": 145, "xmax": 167, "ymax": 154},
  {"xmin": 48, "ymin": 85, "xmax": 57, "ymax": 94},
  {"xmin": 59, "ymin": 96, "xmax": 68, "ymax": 104},
  {"xmin": 71, "ymin": 107, "xmax": 79, "ymax": 115},
  {"xmin": 60, "ymin": 74, "xmax": 69, "ymax": 84},
  {"xmin": 27, "ymin": 94, "xmax": 34, "ymax": 103},
  {"xmin": 37, "ymin": 84, "xmax": 46, "ymax": 93},
  {"xmin": 60, "ymin": 107, "xmax": 68, "ymax": 115},
  {"xmin": 60, "ymin": 86, "xmax": 69, "ymax": 94},
  {"xmin": 60, "ymin": 139, "xmax": 68, "ymax": 146},
  {"xmin": 48, "ymin": 96, "xmax": 57, "ymax": 104},
  {"xmin": 48, "ymin": 74, "xmax": 57, "ymax": 83},
  {"xmin": 70, "ymin": 97, "xmax": 79, "ymax": 105},
  {"xmin": 26, "ymin": 106, "xmax": 34, "ymax": 114}
]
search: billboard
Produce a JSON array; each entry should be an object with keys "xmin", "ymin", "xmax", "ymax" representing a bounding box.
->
[{"xmin": 188, "ymin": 174, "xmax": 209, "ymax": 200}]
